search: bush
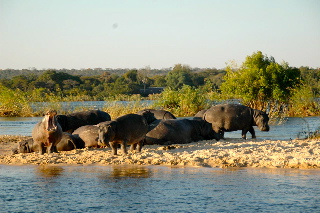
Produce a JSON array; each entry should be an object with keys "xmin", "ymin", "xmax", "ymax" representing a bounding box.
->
[
  {"xmin": 154, "ymin": 85, "xmax": 209, "ymax": 117},
  {"xmin": 0, "ymin": 85, "xmax": 33, "ymax": 116},
  {"xmin": 288, "ymin": 85, "xmax": 320, "ymax": 116}
]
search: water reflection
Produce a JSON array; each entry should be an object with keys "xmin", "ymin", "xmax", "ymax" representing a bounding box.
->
[
  {"xmin": 211, "ymin": 167, "xmax": 320, "ymax": 177},
  {"xmin": 109, "ymin": 165, "xmax": 152, "ymax": 179},
  {"xmin": 36, "ymin": 165, "xmax": 64, "ymax": 178}
]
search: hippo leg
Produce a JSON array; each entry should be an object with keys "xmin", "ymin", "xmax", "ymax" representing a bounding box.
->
[
  {"xmin": 248, "ymin": 126, "xmax": 256, "ymax": 139},
  {"xmin": 47, "ymin": 144, "xmax": 58, "ymax": 154},
  {"xmin": 130, "ymin": 144, "xmax": 136, "ymax": 151},
  {"xmin": 121, "ymin": 141, "xmax": 128, "ymax": 155},
  {"xmin": 40, "ymin": 144, "xmax": 46, "ymax": 155},
  {"xmin": 136, "ymin": 141, "xmax": 142, "ymax": 152},
  {"xmin": 241, "ymin": 129, "xmax": 248, "ymax": 139},
  {"xmin": 109, "ymin": 142, "xmax": 118, "ymax": 155},
  {"xmin": 219, "ymin": 130, "xmax": 225, "ymax": 140}
]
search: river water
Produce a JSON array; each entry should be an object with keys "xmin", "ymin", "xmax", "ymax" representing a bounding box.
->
[
  {"xmin": 0, "ymin": 116, "xmax": 319, "ymax": 140},
  {"xmin": 1, "ymin": 165, "xmax": 320, "ymax": 212}
]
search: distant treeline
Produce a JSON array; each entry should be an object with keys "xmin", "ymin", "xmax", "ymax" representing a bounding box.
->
[
  {"xmin": 0, "ymin": 66, "xmax": 221, "ymax": 79},
  {"xmin": 0, "ymin": 67, "xmax": 171, "ymax": 79},
  {"xmin": 0, "ymin": 64, "xmax": 226, "ymax": 100}
]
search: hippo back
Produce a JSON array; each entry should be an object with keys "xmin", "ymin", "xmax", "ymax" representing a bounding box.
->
[
  {"xmin": 137, "ymin": 109, "xmax": 176, "ymax": 120},
  {"xmin": 145, "ymin": 119, "xmax": 218, "ymax": 145},
  {"xmin": 114, "ymin": 114, "xmax": 148, "ymax": 142},
  {"xmin": 193, "ymin": 109, "xmax": 207, "ymax": 120},
  {"xmin": 56, "ymin": 110, "xmax": 111, "ymax": 133},
  {"xmin": 56, "ymin": 132, "xmax": 81, "ymax": 151},
  {"xmin": 203, "ymin": 104, "xmax": 253, "ymax": 131},
  {"xmin": 98, "ymin": 114, "xmax": 148, "ymax": 146},
  {"xmin": 72, "ymin": 125, "xmax": 99, "ymax": 148}
]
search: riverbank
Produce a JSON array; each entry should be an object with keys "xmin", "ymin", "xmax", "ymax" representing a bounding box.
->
[{"xmin": 1, "ymin": 135, "xmax": 320, "ymax": 169}]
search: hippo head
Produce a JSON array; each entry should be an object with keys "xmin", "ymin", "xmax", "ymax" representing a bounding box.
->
[
  {"xmin": 200, "ymin": 120, "xmax": 220, "ymax": 141},
  {"xmin": 98, "ymin": 121, "xmax": 116, "ymax": 147},
  {"xmin": 138, "ymin": 110, "xmax": 157, "ymax": 124},
  {"xmin": 12, "ymin": 140, "xmax": 33, "ymax": 154},
  {"xmin": 43, "ymin": 110, "xmax": 59, "ymax": 132},
  {"xmin": 253, "ymin": 110, "xmax": 270, "ymax": 131}
]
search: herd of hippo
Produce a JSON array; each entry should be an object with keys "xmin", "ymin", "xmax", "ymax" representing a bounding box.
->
[{"xmin": 13, "ymin": 104, "xmax": 270, "ymax": 155}]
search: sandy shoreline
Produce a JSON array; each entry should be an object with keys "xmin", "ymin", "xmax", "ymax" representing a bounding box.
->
[{"xmin": 0, "ymin": 135, "xmax": 319, "ymax": 169}]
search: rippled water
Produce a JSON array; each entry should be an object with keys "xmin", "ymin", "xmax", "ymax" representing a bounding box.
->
[{"xmin": 1, "ymin": 165, "xmax": 320, "ymax": 212}]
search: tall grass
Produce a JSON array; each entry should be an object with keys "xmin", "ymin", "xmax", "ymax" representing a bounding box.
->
[
  {"xmin": 0, "ymin": 85, "xmax": 33, "ymax": 116},
  {"xmin": 102, "ymin": 101, "xmax": 152, "ymax": 119},
  {"xmin": 288, "ymin": 85, "xmax": 320, "ymax": 117}
]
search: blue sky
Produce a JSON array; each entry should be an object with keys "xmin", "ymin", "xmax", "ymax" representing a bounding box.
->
[{"xmin": 0, "ymin": 0, "xmax": 319, "ymax": 70}]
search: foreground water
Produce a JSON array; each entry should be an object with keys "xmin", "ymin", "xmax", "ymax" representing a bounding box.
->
[{"xmin": 1, "ymin": 165, "xmax": 320, "ymax": 212}]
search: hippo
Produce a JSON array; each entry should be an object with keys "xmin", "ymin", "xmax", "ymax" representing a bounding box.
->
[
  {"xmin": 12, "ymin": 138, "xmax": 34, "ymax": 154},
  {"xmin": 203, "ymin": 104, "xmax": 270, "ymax": 139},
  {"xmin": 145, "ymin": 119, "xmax": 220, "ymax": 145},
  {"xmin": 97, "ymin": 114, "xmax": 149, "ymax": 155},
  {"xmin": 56, "ymin": 132, "xmax": 84, "ymax": 151},
  {"xmin": 56, "ymin": 110, "xmax": 111, "ymax": 133},
  {"xmin": 71, "ymin": 112, "xmax": 155, "ymax": 149},
  {"xmin": 137, "ymin": 109, "xmax": 157, "ymax": 124},
  {"xmin": 32, "ymin": 110, "xmax": 63, "ymax": 154},
  {"xmin": 72, "ymin": 124, "xmax": 103, "ymax": 148},
  {"xmin": 13, "ymin": 132, "xmax": 82, "ymax": 154},
  {"xmin": 137, "ymin": 109, "xmax": 176, "ymax": 119},
  {"xmin": 193, "ymin": 109, "xmax": 207, "ymax": 120}
]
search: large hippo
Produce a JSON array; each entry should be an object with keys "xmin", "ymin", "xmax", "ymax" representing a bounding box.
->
[
  {"xmin": 145, "ymin": 119, "xmax": 220, "ymax": 145},
  {"xmin": 203, "ymin": 104, "xmax": 270, "ymax": 139},
  {"xmin": 56, "ymin": 110, "xmax": 111, "ymax": 133},
  {"xmin": 137, "ymin": 109, "xmax": 176, "ymax": 119},
  {"xmin": 13, "ymin": 132, "xmax": 82, "ymax": 154},
  {"xmin": 97, "ymin": 114, "xmax": 149, "ymax": 155},
  {"xmin": 72, "ymin": 124, "xmax": 103, "ymax": 148},
  {"xmin": 32, "ymin": 110, "xmax": 63, "ymax": 154}
]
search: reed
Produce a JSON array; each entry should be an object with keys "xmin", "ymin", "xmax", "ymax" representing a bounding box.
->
[
  {"xmin": 102, "ymin": 101, "xmax": 152, "ymax": 119},
  {"xmin": 0, "ymin": 86, "xmax": 33, "ymax": 117}
]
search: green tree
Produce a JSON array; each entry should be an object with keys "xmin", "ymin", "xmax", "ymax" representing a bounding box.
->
[
  {"xmin": 220, "ymin": 51, "xmax": 301, "ymax": 111},
  {"xmin": 155, "ymin": 85, "xmax": 208, "ymax": 116},
  {"xmin": 124, "ymin": 69, "xmax": 138, "ymax": 83},
  {"xmin": 35, "ymin": 70, "xmax": 82, "ymax": 92},
  {"xmin": 151, "ymin": 75, "xmax": 166, "ymax": 87},
  {"xmin": 165, "ymin": 64, "xmax": 193, "ymax": 90}
]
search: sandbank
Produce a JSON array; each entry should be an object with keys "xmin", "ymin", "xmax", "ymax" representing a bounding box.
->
[{"xmin": 0, "ymin": 135, "xmax": 319, "ymax": 169}]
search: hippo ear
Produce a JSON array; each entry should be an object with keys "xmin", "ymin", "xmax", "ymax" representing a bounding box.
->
[{"xmin": 103, "ymin": 124, "xmax": 113, "ymax": 132}]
